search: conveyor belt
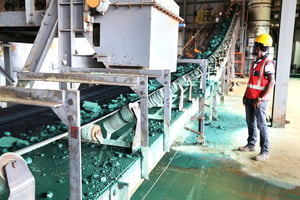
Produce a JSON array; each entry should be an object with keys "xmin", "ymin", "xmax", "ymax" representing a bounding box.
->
[
  {"xmin": 0, "ymin": 85, "xmax": 132, "ymax": 132},
  {"xmin": 0, "ymin": 3, "xmax": 240, "ymax": 199}
]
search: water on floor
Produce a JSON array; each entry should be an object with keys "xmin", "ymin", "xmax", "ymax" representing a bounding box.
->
[
  {"xmin": 132, "ymin": 150, "xmax": 300, "ymax": 200},
  {"xmin": 132, "ymin": 105, "xmax": 300, "ymax": 200}
]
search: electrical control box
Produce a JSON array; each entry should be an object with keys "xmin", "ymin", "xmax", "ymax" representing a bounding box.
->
[{"xmin": 90, "ymin": 0, "xmax": 182, "ymax": 72}]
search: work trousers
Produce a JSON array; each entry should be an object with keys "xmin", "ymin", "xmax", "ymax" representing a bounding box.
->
[{"xmin": 245, "ymin": 98, "xmax": 270, "ymax": 154}]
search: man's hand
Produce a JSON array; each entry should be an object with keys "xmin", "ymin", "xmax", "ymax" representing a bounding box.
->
[{"xmin": 253, "ymin": 97, "xmax": 262, "ymax": 109}]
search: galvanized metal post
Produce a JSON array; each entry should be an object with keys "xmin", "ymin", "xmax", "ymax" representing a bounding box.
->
[
  {"xmin": 230, "ymin": 20, "xmax": 239, "ymax": 86},
  {"xmin": 157, "ymin": 70, "xmax": 171, "ymax": 152},
  {"xmin": 25, "ymin": 0, "xmax": 35, "ymax": 24},
  {"xmin": 199, "ymin": 61, "xmax": 207, "ymax": 138},
  {"xmin": 50, "ymin": 90, "xmax": 82, "ymax": 200},
  {"xmin": 183, "ymin": 0, "xmax": 187, "ymax": 50},
  {"xmin": 239, "ymin": 0, "xmax": 246, "ymax": 53},
  {"xmin": 138, "ymin": 76, "xmax": 149, "ymax": 179},
  {"xmin": 58, "ymin": 0, "xmax": 71, "ymax": 90},
  {"xmin": 68, "ymin": 126, "xmax": 82, "ymax": 200},
  {"xmin": 3, "ymin": 44, "xmax": 13, "ymax": 86},
  {"xmin": 66, "ymin": 91, "xmax": 82, "ymax": 200},
  {"xmin": 224, "ymin": 62, "xmax": 230, "ymax": 95},
  {"xmin": 220, "ymin": 64, "xmax": 225, "ymax": 103},
  {"xmin": 272, "ymin": 0, "xmax": 297, "ymax": 128},
  {"xmin": 211, "ymin": 81, "xmax": 218, "ymax": 120},
  {"xmin": 57, "ymin": 0, "xmax": 84, "ymax": 198},
  {"xmin": 46, "ymin": 90, "xmax": 82, "ymax": 200}
]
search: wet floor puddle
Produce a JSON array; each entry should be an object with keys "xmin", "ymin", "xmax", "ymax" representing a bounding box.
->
[
  {"xmin": 132, "ymin": 150, "xmax": 300, "ymax": 200},
  {"xmin": 132, "ymin": 108, "xmax": 300, "ymax": 200}
]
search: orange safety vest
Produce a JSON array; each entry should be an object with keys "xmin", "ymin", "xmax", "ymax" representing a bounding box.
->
[{"xmin": 245, "ymin": 57, "xmax": 274, "ymax": 100}]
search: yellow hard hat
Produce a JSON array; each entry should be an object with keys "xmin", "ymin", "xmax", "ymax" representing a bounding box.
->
[
  {"xmin": 255, "ymin": 33, "xmax": 273, "ymax": 47},
  {"xmin": 86, "ymin": 0, "xmax": 100, "ymax": 8}
]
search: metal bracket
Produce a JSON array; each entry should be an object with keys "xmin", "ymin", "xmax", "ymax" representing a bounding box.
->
[
  {"xmin": 96, "ymin": 55, "xmax": 110, "ymax": 68},
  {"xmin": 51, "ymin": 90, "xmax": 80, "ymax": 127},
  {"xmin": 6, "ymin": 160, "xmax": 35, "ymax": 200},
  {"xmin": 130, "ymin": 103, "xmax": 142, "ymax": 153},
  {"xmin": 93, "ymin": 103, "xmax": 141, "ymax": 153},
  {"xmin": 0, "ymin": 153, "xmax": 35, "ymax": 200}
]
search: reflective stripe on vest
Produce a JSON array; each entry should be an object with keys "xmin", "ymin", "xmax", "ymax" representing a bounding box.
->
[{"xmin": 247, "ymin": 84, "xmax": 265, "ymax": 90}]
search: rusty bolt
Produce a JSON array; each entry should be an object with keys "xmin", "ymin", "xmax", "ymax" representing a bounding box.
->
[
  {"xmin": 68, "ymin": 99, "xmax": 73, "ymax": 105},
  {"xmin": 68, "ymin": 115, "xmax": 74, "ymax": 122}
]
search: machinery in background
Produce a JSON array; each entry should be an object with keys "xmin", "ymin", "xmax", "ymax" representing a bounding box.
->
[{"xmin": 0, "ymin": 1, "xmax": 240, "ymax": 199}]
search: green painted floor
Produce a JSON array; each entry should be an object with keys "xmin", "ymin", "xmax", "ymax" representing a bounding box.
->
[
  {"xmin": 132, "ymin": 150, "xmax": 300, "ymax": 200},
  {"xmin": 132, "ymin": 89, "xmax": 300, "ymax": 200}
]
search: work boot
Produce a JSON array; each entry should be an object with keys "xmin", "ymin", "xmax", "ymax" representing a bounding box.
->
[
  {"xmin": 254, "ymin": 153, "xmax": 269, "ymax": 161},
  {"xmin": 237, "ymin": 145, "xmax": 255, "ymax": 152}
]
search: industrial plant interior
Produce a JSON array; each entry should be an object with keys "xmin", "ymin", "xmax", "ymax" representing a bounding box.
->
[{"xmin": 0, "ymin": 0, "xmax": 299, "ymax": 199}]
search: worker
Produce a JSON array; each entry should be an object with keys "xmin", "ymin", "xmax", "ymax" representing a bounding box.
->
[
  {"xmin": 238, "ymin": 33, "xmax": 275, "ymax": 161},
  {"xmin": 206, "ymin": 4, "xmax": 213, "ymax": 21}
]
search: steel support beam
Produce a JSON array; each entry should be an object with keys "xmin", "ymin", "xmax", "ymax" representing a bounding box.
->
[
  {"xmin": 0, "ymin": 67, "xmax": 14, "ymax": 85},
  {"xmin": 66, "ymin": 68, "xmax": 165, "ymax": 77},
  {"xmin": 0, "ymin": 86, "xmax": 63, "ymax": 107},
  {"xmin": 25, "ymin": 0, "xmax": 35, "ymax": 24},
  {"xmin": 198, "ymin": 63, "xmax": 207, "ymax": 143},
  {"xmin": 182, "ymin": 0, "xmax": 187, "ymax": 50},
  {"xmin": 177, "ymin": 59, "xmax": 207, "ymax": 142},
  {"xmin": 133, "ymin": 76, "xmax": 149, "ymax": 179},
  {"xmin": 21, "ymin": 0, "xmax": 58, "ymax": 74},
  {"xmin": 3, "ymin": 45, "xmax": 14, "ymax": 86},
  {"xmin": 52, "ymin": 91, "xmax": 82, "ymax": 200},
  {"xmin": 18, "ymin": 68, "xmax": 169, "ymax": 183},
  {"xmin": 0, "ymin": 86, "xmax": 82, "ymax": 200},
  {"xmin": 272, "ymin": 0, "xmax": 297, "ymax": 128},
  {"xmin": 239, "ymin": 0, "xmax": 246, "ymax": 53},
  {"xmin": 18, "ymin": 72, "xmax": 139, "ymax": 87},
  {"xmin": 156, "ymin": 70, "xmax": 172, "ymax": 152}
]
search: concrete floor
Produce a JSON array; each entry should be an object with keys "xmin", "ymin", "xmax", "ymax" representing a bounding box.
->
[
  {"xmin": 228, "ymin": 77, "xmax": 300, "ymax": 188},
  {"xmin": 132, "ymin": 77, "xmax": 300, "ymax": 200}
]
